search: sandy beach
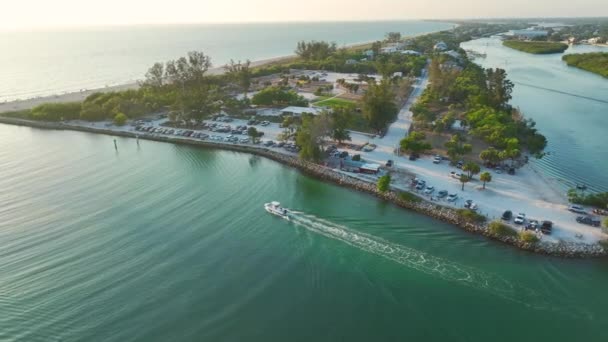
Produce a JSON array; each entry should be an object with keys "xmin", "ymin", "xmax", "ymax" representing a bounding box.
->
[{"xmin": 0, "ymin": 55, "xmax": 297, "ymax": 114}]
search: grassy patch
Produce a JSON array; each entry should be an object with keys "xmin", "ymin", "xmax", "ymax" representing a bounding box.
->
[
  {"xmin": 562, "ymin": 52, "xmax": 608, "ymax": 78},
  {"xmin": 488, "ymin": 221, "xmax": 518, "ymax": 237},
  {"xmin": 399, "ymin": 191, "xmax": 422, "ymax": 203},
  {"xmin": 456, "ymin": 209, "xmax": 487, "ymax": 223},
  {"xmin": 502, "ymin": 40, "xmax": 568, "ymax": 54},
  {"xmin": 519, "ymin": 231, "xmax": 540, "ymax": 244},
  {"xmin": 313, "ymin": 97, "xmax": 356, "ymax": 109},
  {"xmin": 1, "ymin": 109, "xmax": 32, "ymax": 119}
]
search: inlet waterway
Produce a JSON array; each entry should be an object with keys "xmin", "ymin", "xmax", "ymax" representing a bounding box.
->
[
  {"xmin": 1, "ymin": 124, "xmax": 607, "ymax": 342},
  {"xmin": 461, "ymin": 38, "xmax": 608, "ymax": 193}
]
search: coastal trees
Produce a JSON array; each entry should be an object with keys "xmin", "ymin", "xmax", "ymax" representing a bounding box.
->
[
  {"xmin": 462, "ymin": 162, "xmax": 481, "ymax": 179},
  {"xmin": 295, "ymin": 41, "xmax": 337, "ymax": 61},
  {"xmin": 224, "ymin": 59, "xmax": 252, "ymax": 97},
  {"xmin": 329, "ymin": 107, "xmax": 352, "ymax": 144},
  {"xmin": 480, "ymin": 172, "xmax": 492, "ymax": 189},
  {"xmin": 251, "ymin": 87, "xmax": 308, "ymax": 107},
  {"xmin": 459, "ymin": 174, "xmax": 470, "ymax": 191},
  {"xmin": 113, "ymin": 112, "xmax": 128, "ymax": 126},
  {"xmin": 485, "ymin": 68, "xmax": 514, "ymax": 109},
  {"xmin": 399, "ymin": 132, "xmax": 432, "ymax": 156},
  {"xmin": 30, "ymin": 102, "xmax": 81, "ymax": 121},
  {"xmin": 444, "ymin": 134, "xmax": 472, "ymax": 162},
  {"xmin": 247, "ymin": 127, "xmax": 262, "ymax": 144},
  {"xmin": 142, "ymin": 62, "xmax": 165, "ymax": 89},
  {"xmin": 296, "ymin": 114, "xmax": 323, "ymax": 161},
  {"xmin": 479, "ymin": 147, "xmax": 501, "ymax": 166},
  {"xmin": 377, "ymin": 175, "xmax": 391, "ymax": 192},
  {"xmin": 362, "ymin": 80, "xmax": 398, "ymax": 133},
  {"xmin": 385, "ymin": 32, "xmax": 401, "ymax": 43}
]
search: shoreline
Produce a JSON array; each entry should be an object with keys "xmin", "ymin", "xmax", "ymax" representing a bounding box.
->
[
  {"xmin": 0, "ymin": 26, "xmax": 454, "ymax": 113},
  {"xmin": 0, "ymin": 116, "xmax": 604, "ymax": 258}
]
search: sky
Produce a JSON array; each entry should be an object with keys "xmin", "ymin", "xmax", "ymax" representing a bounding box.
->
[{"xmin": 1, "ymin": 0, "xmax": 607, "ymax": 30}]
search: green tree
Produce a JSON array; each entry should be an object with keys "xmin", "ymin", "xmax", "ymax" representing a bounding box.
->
[
  {"xmin": 377, "ymin": 175, "xmax": 391, "ymax": 192},
  {"xmin": 400, "ymin": 131, "xmax": 432, "ymax": 155},
  {"xmin": 296, "ymin": 114, "xmax": 323, "ymax": 161},
  {"xmin": 385, "ymin": 32, "xmax": 402, "ymax": 43},
  {"xmin": 224, "ymin": 59, "xmax": 252, "ymax": 97},
  {"xmin": 371, "ymin": 41, "xmax": 382, "ymax": 57},
  {"xmin": 247, "ymin": 126, "xmax": 261, "ymax": 143},
  {"xmin": 480, "ymin": 171, "xmax": 492, "ymax": 189},
  {"xmin": 113, "ymin": 112, "xmax": 128, "ymax": 126},
  {"xmin": 480, "ymin": 147, "xmax": 501, "ymax": 165},
  {"xmin": 459, "ymin": 174, "xmax": 469, "ymax": 191},
  {"xmin": 462, "ymin": 162, "xmax": 481, "ymax": 179},
  {"xmin": 444, "ymin": 134, "xmax": 472, "ymax": 162},
  {"xmin": 362, "ymin": 80, "xmax": 398, "ymax": 133},
  {"xmin": 330, "ymin": 108, "xmax": 352, "ymax": 144},
  {"xmin": 485, "ymin": 68, "xmax": 514, "ymax": 109}
]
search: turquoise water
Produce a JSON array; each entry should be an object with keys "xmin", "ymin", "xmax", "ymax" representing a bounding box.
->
[
  {"xmin": 0, "ymin": 21, "xmax": 453, "ymax": 102},
  {"xmin": 461, "ymin": 38, "xmax": 608, "ymax": 193},
  {"xmin": 1, "ymin": 123, "xmax": 607, "ymax": 342}
]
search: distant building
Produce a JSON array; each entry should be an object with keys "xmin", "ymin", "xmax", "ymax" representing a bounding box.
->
[
  {"xmin": 433, "ymin": 41, "xmax": 448, "ymax": 51},
  {"xmin": 443, "ymin": 50, "xmax": 462, "ymax": 60},
  {"xmin": 392, "ymin": 72, "xmax": 403, "ymax": 78},
  {"xmin": 345, "ymin": 59, "xmax": 358, "ymax": 65},
  {"xmin": 380, "ymin": 46, "xmax": 398, "ymax": 54},
  {"xmin": 588, "ymin": 37, "xmax": 604, "ymax": 44},
  {"xmin": 509, "ymin": 30, "xmax": 548, "ymax": 40},
  {"xmin": 364, "ymin": 50, "xmax": 375, "ymax": 58},
  {"xmin": 400, "ymin": 50, "xmax": 421, "ymax": 56}
]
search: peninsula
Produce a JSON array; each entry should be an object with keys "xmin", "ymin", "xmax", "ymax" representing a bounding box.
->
[{"xmin": 2, "ymin": 22, "xmax": 607, "ymax": 257}]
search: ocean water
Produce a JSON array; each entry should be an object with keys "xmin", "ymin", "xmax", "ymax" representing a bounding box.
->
[
  {"xmin": 461, "ymin": 38, "xmax": 608, "ymax": 193},
  {"xmin": 1, "ymin": 123, "xmax": 608, "ymax": 342},
  {"xmin": 0, "ymin": 21, "xmax": 453, "ymax": 102}
]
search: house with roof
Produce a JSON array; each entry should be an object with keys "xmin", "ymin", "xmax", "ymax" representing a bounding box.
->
[{"xmin": 433, "ymin": 41, "xmax": 448, "ymax": 51}]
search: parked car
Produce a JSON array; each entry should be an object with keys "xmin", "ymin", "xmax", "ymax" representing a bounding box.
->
[
  {"xmin": 540, "ymin": 221, "xmax": 553, "ymax": 234},
  {"xmin": 514, "ymin": 213, "xmax": 526, "ymax": 225},
  {"xmin": 415, "ymin": 183, "xmax": 425, "ymax": 191},
  {"xmin": 339, "ymin": 151, "xmax": 349, "ymax": 158},
  {"xmin": 568, "ymin": 205, "xmax": 586, "ymax": 214},
  {"xmin": 386, "ymin": 160, "xmax": 393, "ymax": 167},
  {"xmin": 433, "ymin": 156, "xmax": 442, "ymax": 164},
  {"xmin": 447, "ymin": 193, "xmax": 458, "ymax": 202},
  {"xmin": 424, "ymin": 186, "xmax": 435, "ymax": 194},
  {"xmin": 526, "ymin": 219, "xmax": 539, "ymax": 230},
  {"xmin": 437, "ymin": 190, "xmax": 448, "ymax": 198},
  {"xmin": 501, "ymin": 210, "xmax": 513, "ymax": 221},
  {"xmin": 456, "ymin": 161, "xmax": 464, "ymax": 169},
  {"xmin": 450, "ymin": 171, "xmax": 463, "ymax": 179},
  {"xmin": 576, "ymin": 216, "xmax": 601, "ymax": 227}
]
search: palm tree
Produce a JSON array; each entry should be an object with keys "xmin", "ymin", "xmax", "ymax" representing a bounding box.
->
[
  {"xmin": 480, "ymin": 172, "xmax": 492, "ymax": 189},
  {"xmin": 460, "ymin": 174, "xmax": 469, "ymax": 191},
  {"xmin": 463, "ymin": 162, "xmax": 481, "ymax": 179}
]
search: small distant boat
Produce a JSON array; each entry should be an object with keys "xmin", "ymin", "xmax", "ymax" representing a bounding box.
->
[
  {"xmin": 264, "ymin": 201, "xmax": 290, "ymax": 220},
  {"xmin": 576, "ymin": 184, "xmax": 587, "ymax": 190}
]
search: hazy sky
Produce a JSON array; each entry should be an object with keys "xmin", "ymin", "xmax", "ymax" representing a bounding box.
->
[{"xmin": 2, "ymin": 0, "xmax": 607, "ymax": 30}]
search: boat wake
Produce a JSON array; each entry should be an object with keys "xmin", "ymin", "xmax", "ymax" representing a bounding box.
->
[{"xmin": 288, "ymin": 212, "xmax": 584, "ymax": 316}]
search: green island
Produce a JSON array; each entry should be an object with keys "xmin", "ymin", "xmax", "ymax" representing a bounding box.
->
[
  {"xmin": 562, "ymin": 52, "xmax": 608, "ymax": 78},
  {"xmin": 502, "ymin": 40, "xmax": 569, "ymax": 54}
]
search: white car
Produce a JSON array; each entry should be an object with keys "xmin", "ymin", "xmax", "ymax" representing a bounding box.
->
[
  {"xmin": 447, "ymin": 193, "xmax": 458, "ymax": 202},
  {"xmin": 568, "ymin": 205, "xmax": 586, "ymax": 214},
  {"xmin": 433, "ymin": 155, "xmax": 442, "ymax": 164},
  {"xmin": 424, "ymin": 186, "xmax": 435, "ymax": 194},
  {"xmin": 514, "ymin": 213, "xmax": 526, "ymax": 225}
]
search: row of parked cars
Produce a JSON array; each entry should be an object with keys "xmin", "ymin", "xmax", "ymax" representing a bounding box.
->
[
  {"xmin": 501, "ymin": 210, "xmax": 553, "ymax": 234},
  {"xmin": 568, "ymin": 205, "xmax": 602, "ymax": 227},
  {"xmin": 412, "ymin": 179, "xmax": 459, "ymax": 203}
]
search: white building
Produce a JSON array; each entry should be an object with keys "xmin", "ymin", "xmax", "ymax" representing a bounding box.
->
[
  {"xmin": 400, "ymin": 50, "xmax": 421, "ymax": 56},
  {"xmin": 433, "ymin": 41, "xmax": 448, "ymax": 51}
]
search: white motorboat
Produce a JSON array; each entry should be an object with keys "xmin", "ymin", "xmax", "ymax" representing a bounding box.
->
[{"xmin": 264, "ymin": 201, "xmax": 290, "ymax": 220}]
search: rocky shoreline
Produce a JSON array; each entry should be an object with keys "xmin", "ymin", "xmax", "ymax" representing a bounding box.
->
[{"xmin": 1, "ymin": 116, "xmax": 606, "ymax": 258}]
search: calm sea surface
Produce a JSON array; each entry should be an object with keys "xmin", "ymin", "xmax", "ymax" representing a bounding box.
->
[
  {"xmin": 1, "ymin": 124, "xmax": 608, "ymax": 342},
  {"xmin": 0, "ymin": 21, "xmax": 453, "ymax": 102},
  {"xmin": 461, "ymin": 38, "xmax": 608, "ymax": 193}
]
